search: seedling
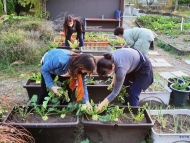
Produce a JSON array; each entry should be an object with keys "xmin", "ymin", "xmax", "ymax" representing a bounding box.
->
[
  {"xmin": 15, "ymin": 99, "xmax": 34, "ymax": 121},
  {"xmin": 68, "ymin": 40, "xmax": 79, "ymax": 50},
  {"xmin": 123, "ymin": 102, "xmax": 148, "ymax": 122}
]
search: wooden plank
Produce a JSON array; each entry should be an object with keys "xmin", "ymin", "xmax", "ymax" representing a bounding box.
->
[{"xmin": 85, "ymin": 18, "xmax": 119, "ymax": 22}]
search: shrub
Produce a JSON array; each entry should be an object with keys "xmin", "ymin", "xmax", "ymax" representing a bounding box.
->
[
  {"xmin": 0, "ymin": 0, "xmax": 4, "ymax": 16},
  {"xmin": 6, "ymin": 0, "xmax": 15, "ymax": 14},
  {"xmin": 0, "ymin": 15, "xmax": 57, "ymax": 68}
]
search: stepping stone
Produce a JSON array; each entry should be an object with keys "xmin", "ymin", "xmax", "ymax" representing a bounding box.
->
[
  {"xmin": 184, "ymin": 59, "xmax": 190, "ymax": 64},
  {"xmin": 159, "ymin": 72, "xmax": 176, "ymax": 79},
  {"xmin": 170, "ymin": 71, "xmax": 189, "ymax": 77},
  {"xmin": 151, "ymin": 62, "xmax": 172, "ymax": 67},
  {"xmin": 147, "ymin": 51, "xmax": 159, "ymax": 55},
  {"xmin": 149, "ymin": 58, "xmax": 156, "ymax": 63},
  {"xmin": 154, "ymin": 59, "xmax": 168, "ymax": 63}
]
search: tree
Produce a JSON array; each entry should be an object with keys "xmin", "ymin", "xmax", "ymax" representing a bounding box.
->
[{"xmin": 174, "ymin": 0, "xmax": 178, "ymax": 11}]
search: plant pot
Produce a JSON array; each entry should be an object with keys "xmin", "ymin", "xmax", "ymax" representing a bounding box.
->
[
  {"xmin": 167, "ymin": 77, "xmax": 185, "ymax": 104},
  {"xmin": 150, "ymin": 109, "xmax": 190, "ymax": 143},
  {"xmin": 170, "ymin": 84, "xmax": 190, "ymax": 106},
  {"xmin": 53, "ymin": 38, "xmax": 65, "ymax": 46},
  {"xmin": 23, "ymin": 79, "xmax": 41, "ymax": 99},
  {"xmin": 81, "ymin": 106, "xmax": 154, "ymax": 143},
  {"xmin": 23, "ymin": 77, "xmax": 71, "ymax": 100},
  {"xmin": 139, "ymin": 80, "xmax": 172, "ymax": 106},
  {"xmin": 3, "ymin": 105, "xmax": 79, "ymax": 143}
]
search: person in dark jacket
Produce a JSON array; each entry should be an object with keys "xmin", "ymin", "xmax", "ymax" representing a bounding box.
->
[
  {"xmin": 39, "ymin": 49, "xmax": 96, "ymax": 109},
  {"xmin": 96, "ymin": 48, "xmax": 153, "ymax": 111},
  {"xmin": 63, "ymin": 15, "xmax": 85, "ymax": 49}
]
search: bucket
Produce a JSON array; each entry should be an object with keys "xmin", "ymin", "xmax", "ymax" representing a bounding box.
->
[{"xmin": 115, "ymin": 10, "xmax": 121, "ymax": 20}]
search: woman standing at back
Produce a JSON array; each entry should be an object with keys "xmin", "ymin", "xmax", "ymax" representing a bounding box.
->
[{"xmin": 63, "ymin": 15, "xmax": 85, "ymax": 50}]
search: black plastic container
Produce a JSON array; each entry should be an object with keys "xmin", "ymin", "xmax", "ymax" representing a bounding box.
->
[
  {"xmin": 167, "ymin": 77, "xmax": 184, "ymax": 104},
  {"xmin": 81, "ymin": 106, "xmax": 154, "ymax": 143},
  {"xmin": 3, "ymin": 105, "xmax": 79, "ymax": 143},
  {"xmin": 170, "ymin": 84, "xmax": 190, "ymax": 106},
  {"xmin": 23, "ymin": 76, "xmax": 71, "ymax": 100}
]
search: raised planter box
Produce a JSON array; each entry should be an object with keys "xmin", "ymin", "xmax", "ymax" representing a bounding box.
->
[
  {"xmin": 84, "ymin": 41, "xmax": 109, "ymax": 47},
  {"xmin": 139, "ymin": 80, "xmax": 172, "ymax": 106},
  {"xmin": 23, "ymin": 79, "xmax": 41, "ymax": 99},
  {"xmin": 81, "ymin": 106, "xmax": 154, "ymax": 143},
  {"xmin": 150, "ymin": 109, "xmax": 190, "ymax": 143},
  {"xmin": 81, "ymin": 46, "xmax": 112, "ymax": 56},
  {"xmin": 23, "ymin": 77, "xmax": 70, "ymax": 100},
  {"xmin": 3, "ymin": 105, "xmax": 79, "ymax": 143}
]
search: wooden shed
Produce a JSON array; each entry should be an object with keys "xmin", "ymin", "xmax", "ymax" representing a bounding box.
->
[{"xmin": 46, "ymin": 0, "xmax": 124, "ymax": 32}]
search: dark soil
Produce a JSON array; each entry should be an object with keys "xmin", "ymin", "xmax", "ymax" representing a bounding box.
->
[
  {"xmin": 151, "ymin": 114, "xmax": 190, "ymax": 134},
  {"xmin": 7, "ymin": 112, "xmax": 77, "ymax": 123}
]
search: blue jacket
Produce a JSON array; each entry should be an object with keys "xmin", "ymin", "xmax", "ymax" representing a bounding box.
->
[{"xmin": 41, "ymin": 49, "xmax": 89, "ymax": 103}]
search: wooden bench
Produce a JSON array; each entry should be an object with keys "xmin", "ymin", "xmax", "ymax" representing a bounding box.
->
[{"xmin": 84, "ymin": 18, "xmax": 120, "ymax": 31}]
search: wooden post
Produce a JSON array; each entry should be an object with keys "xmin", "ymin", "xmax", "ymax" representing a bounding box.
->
[{"xmin": 180, "ymin": 17, "xmax": 184, "ymax": 31}]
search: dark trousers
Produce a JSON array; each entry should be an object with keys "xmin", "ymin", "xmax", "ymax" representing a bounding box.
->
[
  {"xmin": 65, "ymin": 33, "xmax": 84, "ymax": 47},
  {"xmin": 38, "ymin": 74, "xmax": 72, "ymax": 105},
  {"xmin": 124, "ymin": 53, "xmax": 153, "ymax": 106}
]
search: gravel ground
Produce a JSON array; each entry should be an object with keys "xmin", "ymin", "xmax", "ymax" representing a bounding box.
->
[{"xmin": 0, "ymin": 77, "xmax": 29, "ymax": 104}]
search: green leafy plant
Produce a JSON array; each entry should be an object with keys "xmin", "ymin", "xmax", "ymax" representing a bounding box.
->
[
  {"xmin": 77, "ymin": 100, "xmax": 108, "ymax": 121},
  {"xmin": 29, "ymin": 72, "xmax": 41, "ymax": 84},
  {"xmin": 108, "ymin": 85, "xmax": 129, "ymax": 104},
  {"xmin": 182, "ymin": 76, "xmax": 190, "ymax": 82},
  {"xmin": 116, "ymin": 37, "xmax": 125, "ymax": 45},
  {"xmin": 30, "ymin": 95, "xmax": 59, "ymax": 120},
  {"xmin": 172, "ymin": 82, "xmax": 190, "ymax": 91},
  {"xmin": 86, "ymin": 77, "xmax": 95, "ymax": 85},
  {"xmin": 125, "ymin": 102, "xmax": 148, "ymax": 122},
  {"xmin": 14, "ymin": 99, "xmax": 35, "ymax": 121},
  {"xmin": 68, "ymin": 40, "xmax": 79, "ymax": 49},
  {"xmin": 51, "ymin": 102, "xmax": 78, "ymax": 118},
  {"xmin": 47, "ymin": 79, "xmax": 70, "ymax": 104},
  {"xmin": 100, "ymin": 105, "xmax": 124, "ymax": 122}
]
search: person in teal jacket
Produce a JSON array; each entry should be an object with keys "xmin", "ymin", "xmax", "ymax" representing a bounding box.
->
[
  {"xmin": 39, "ymin": 49, "xmax": 96, "ymax": 108},
  {"xmin": 114, "ymin": 27, "xmax": 157, "ymax": 54}
]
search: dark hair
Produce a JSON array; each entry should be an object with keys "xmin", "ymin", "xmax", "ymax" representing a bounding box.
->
[
  {"xmin": 69, "ymin": 54, "xmax": 96, "ymax": 78},
  {"xmin": 114, "ymin": 27, "xmax": 124, "ymax": 36},
  {"xmin": 63, "ymin": 15, "xmax": 79, "ymax": 36},
  {"xmin": 97, "ymin": 53, "xmax": 114, "ymax": 76}
]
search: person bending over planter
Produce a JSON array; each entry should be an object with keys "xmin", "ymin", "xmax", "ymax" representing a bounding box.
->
[
  {"xmin": 96, "ymin": 48, "xmax": 153, "ymax": 111},
  {"xmin": 114, "ymin": 27, "xmax": 157, "ymax": 55},
  {"xmin": 63, "ymin": 15, "xmax": 85, "ymax": 50},
  {"xmin": 39, "ymin": 49, "xmax": 96, "ymax": 109}
]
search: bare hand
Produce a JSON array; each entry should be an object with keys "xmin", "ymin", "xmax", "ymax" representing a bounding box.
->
[
  {"xmin": 97, "ymin": 98, "xmax": 109, "ymax": 112},
  {"xmin": 51, "ymin": 86, "xmax": 61, "ymax": 96},
  {"xmin": 97, "ymin": 103, "xmax": 104, "ymax": 112},
  {"xmin": 86, "ymin": 101, "xmax": 93, "ymax": 110}
]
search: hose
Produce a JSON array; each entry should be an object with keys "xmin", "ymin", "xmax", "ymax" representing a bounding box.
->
[{"xmin": 173, "ymin": 59, "xmax": 190, "ymax": 73}]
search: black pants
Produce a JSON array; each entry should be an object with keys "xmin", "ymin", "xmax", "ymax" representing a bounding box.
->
[{"xmin": 124, "ymin": 52, "xmax": 153, "ymax": 106}]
